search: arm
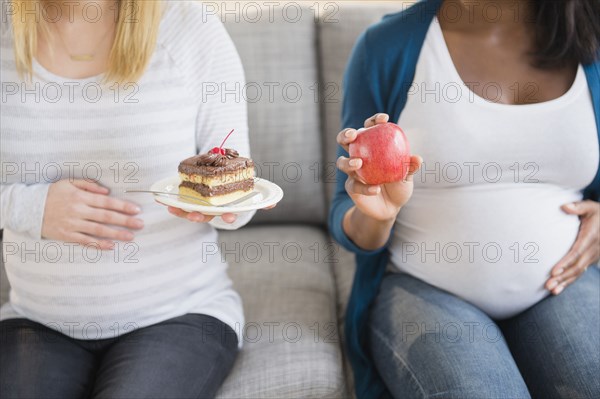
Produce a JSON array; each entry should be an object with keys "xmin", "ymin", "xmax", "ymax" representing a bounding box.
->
[
  {"xmin": 329, "ymin": 32, "xmax": 420, "ymax": 252},
  {"xmin": 334, "ymin": 116, "xmax": 421, "ymax": 252},
  {"xmin": 1, "ymin": 180, "xmax": 143, "ymax": 249}
]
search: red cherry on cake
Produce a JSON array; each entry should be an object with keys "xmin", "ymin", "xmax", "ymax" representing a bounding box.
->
[{"xmin": 209, "ymin": 129, "xmax": 236, "ymax": 156}]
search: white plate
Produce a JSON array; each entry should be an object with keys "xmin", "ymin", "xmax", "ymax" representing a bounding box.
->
[{"xmin": 150, "ymin": 176, "xmax": 284, "ymax": 216}]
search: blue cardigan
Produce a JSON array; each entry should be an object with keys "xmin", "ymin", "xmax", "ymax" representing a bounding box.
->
[{"xmin": 328, "ymin": 0, "xmax": 600, "ymax": 398}]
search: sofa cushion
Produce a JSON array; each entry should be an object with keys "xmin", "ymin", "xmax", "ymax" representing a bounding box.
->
[
  {"xmin": 216, "ymin": 226, "xmax": 347, "ymax": 398},
  {"xmin": 223, "ymin": 6, "xmax": 326, "ymax": 225}
]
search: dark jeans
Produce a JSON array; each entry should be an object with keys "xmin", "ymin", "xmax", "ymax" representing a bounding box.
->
[
  {"xmin": 369, "ymin": 267, "xmax": 600, "ymax": 399},
  {"xmin": 0, "ymin": 313, "xmax": 238, "ymax": 399}
]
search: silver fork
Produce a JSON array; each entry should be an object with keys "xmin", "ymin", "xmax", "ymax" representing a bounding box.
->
[{"xmin": 125, "ymin": 190, "xmax": 260, "ymax": 207}]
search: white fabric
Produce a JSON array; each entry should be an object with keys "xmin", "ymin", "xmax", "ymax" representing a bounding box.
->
[
  {"xmin": 390, "ymin": 18, "xmax": 599, "ymax": 319},
  {"xmin": 0, "ymin": 1, "xmax": 254, "ymax": 344}
]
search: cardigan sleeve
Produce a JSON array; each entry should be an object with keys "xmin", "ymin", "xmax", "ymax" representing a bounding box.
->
[{"xmin": 328, "ymin": 30, "xmax": 388, "ymax": 255}]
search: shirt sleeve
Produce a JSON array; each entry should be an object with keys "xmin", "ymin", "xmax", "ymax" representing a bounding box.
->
[{"xmin": 0, "ymin": 183, "xmax": 50, "ymax": 239}]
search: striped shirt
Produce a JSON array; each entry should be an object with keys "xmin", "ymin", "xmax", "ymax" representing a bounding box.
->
[{"xmin": 0, "ymin": 1, "xmax": 252, "ymax": 342}]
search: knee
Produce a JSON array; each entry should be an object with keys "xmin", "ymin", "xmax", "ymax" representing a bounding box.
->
[
  {"xmin": 426, "ymin": 376, "xmax": 530, "ymax": 399},
  {"xmin": 379, "ymin": 357, "xmax": 531, "ymax": 399},
  {"xmin": 369, "ymin": 325, "xmax": 531, "ymax": 399}
]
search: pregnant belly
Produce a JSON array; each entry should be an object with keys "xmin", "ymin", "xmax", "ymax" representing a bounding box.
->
[{"xmin": 390, "ymin": 185, "xmax": 582, "ymax": 319}]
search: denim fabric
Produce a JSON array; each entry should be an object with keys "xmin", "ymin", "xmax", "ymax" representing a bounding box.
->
[
  {"xmin": 369, "ymin": 268, "xmax": 600, "ymax": 399},
  {"xmin": 0, "ymin": 313, "xmax": 238, "ymax": 399}
]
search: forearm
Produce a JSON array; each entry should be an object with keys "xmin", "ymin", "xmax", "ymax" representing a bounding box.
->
[{"xmin": 342, "ymin": 206, "xmax": 395, "ymax": 251}]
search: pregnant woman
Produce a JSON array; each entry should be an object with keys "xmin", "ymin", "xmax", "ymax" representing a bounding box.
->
[
  {"xmin": 1, "ymin": 0, "xmax": 253, "ymax": 397},
  {"xmin": 331, "ymin": 0, "xmax": 600, "ymax": 398}
]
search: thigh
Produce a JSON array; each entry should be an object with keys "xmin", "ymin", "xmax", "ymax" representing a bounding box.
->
[
  {"xmin": 0, "ymin": 318, "xmax": 97, "ymax": 399},
  {"xmin": 92, "ymin": 313, "xmax": 239, "ymax": 399},
  {"xmin": 369, "ymin": 273, "xmax": 530, "ymax": 399},
  {"xmin": 500, "ymin": 267, "xmax": 600, "ymax": 399}
]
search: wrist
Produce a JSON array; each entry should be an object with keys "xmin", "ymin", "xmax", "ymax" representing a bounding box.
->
[
  {"xmin": 343, "ymin": 206, "xmax": 395, "ymax": 251},
  {"xmin": 345, "ymin": 205, "xmax": 397, "ymax": 234},
  {"xmin": 353, "ymin": 205, "xmax": 399, "ymax": 225}
]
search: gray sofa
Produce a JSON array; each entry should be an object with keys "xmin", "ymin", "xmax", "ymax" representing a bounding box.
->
[{"xmin": 0, "ymin": 2, "xmax": 404, "ymax": 397}]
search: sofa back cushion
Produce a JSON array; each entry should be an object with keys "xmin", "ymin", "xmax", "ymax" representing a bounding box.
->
[{"xmin": 223, "ymin": 5, "xmax": 326, "ymax": 225}]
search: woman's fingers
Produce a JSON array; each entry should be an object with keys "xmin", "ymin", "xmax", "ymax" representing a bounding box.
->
[
  {"xmin": 551, "ymin": 223, "xmax": 595, "ymax": 277},
  {"xmin": 548, "ymin": 240, "xmax": 586, "ymax": 284},
  {"xmin": 336, "ymin": 114, "xmax": 390, "ymax": 152},
  {"xmin": 364, "ymin": 113, "xmax": 389, "ymax": 128},
  {"xmin": 168, "ymin": 206, "xmax": 188, "ymax": 218},
  {"xmin": 551, "ymin": 238, "xmax": 584, "ymax": 276},
  {"xmin": 83, "ymin": 207, "xmax": 144, "ymax": 230},
  {"xmin": 550, "ymin": 276, "xmax": 578, "ymax": 296},
  {"xmin": 336, "ymin": 156, "xmax": 362, "ymax": 176},
  {"xmin": 339, "ymin": 154, "xmax": 421, "ymax": 196},
  {"xmin": 71, "ymin": 179, "xmax": 110, "ymax": 195},
  {"xmin": 83, "ymin": 191, "xmax": 141, "ymax": 215},
  {"xmin": 67, "ymin": 232, "xmax": 116, "ymax": 251},
  {"xmin": 167, "ymin": 207, "xmax": 215, "ymax": 223},
  {"xmin": 548, "ymin": 253, "xmax": 593, "ymax": 290},
  {"xmin": 404, "ymin": 155, "xmax": 423, "ymax": 182},
  {"xmin": 561, "ymin": 200, "xmax": 599, "ymax": 216},
  {"xmin": 345, "ymin": 177, "xmax": 380, "ymax": 196},
  {"xmin": 336, "ymin": 128, "xmax": 358, "ymax": 152},
  {"xmin": 221, "ymin": 213, "xmax": 237, "ymax": 224},
  {"xmin": 188, "ymin": 213, "xmax": 214, "ymax": 223},
  {"xmin": 77, "ymin": 220, "xmax": 135, "ymax": 242}
]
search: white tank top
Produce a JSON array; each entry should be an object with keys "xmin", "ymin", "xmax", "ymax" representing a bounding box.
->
[{"xmin": 389, "ymin": 18, "xmax": 599, "ymax": 319}]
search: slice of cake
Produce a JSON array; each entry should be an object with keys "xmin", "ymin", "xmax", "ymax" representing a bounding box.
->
[{"xmin": 178, "ymin": 148, "xmax": 255, "ymax": 206}]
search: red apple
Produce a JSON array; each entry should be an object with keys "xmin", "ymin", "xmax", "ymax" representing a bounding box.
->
[{"xmin": 348, "ymin": 122, "xmax": 411, "ymax": 185}]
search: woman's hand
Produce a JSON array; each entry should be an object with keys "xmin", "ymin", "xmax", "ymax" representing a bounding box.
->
[
  {"xmin": 41, "ymin": 180, "xmax": 144, "ymax": 250},
  {"xmin": 166, "ymin": 204, "xmax": 277, "ymax": 224},
  {"xmin": 335, "ymin": 113, "xmax": 421, "ymax": 250},
  {"xmin": 166, "ymin": 207, "xmax": 237, "ymax": 224},
  {"xmin": 336, "ymin": 113, "xmax": 422, "ymax": 223},
  {"xmin": 546, "ymin": 200, "xmax": 600, "ymax": 295}
]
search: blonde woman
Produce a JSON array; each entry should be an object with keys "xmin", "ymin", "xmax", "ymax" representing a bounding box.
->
[{"xmin": 0, "ymin": 0, "xmax": 254, "ymax": 396}]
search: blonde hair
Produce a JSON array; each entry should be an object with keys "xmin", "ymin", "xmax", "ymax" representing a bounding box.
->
[{"xmin": 10, "ymin": 0, "xmax": 163, "ymax": 83}]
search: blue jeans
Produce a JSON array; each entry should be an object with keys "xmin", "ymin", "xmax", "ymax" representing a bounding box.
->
[
  {"xmin": 0, "ymin": 313, "xmax": 238, "ymax": 399},
  {"xmin": 369, "ymin": 267, "xmax": 600, "ymax": 399}
]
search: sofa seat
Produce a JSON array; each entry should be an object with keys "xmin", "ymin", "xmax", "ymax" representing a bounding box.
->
[{"xmin": 215, "ymin": 225, "xmax": 347, "ymax": 398}]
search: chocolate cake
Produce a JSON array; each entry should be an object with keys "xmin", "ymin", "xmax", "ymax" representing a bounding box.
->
[{"xmin": 178, "ymin": 149, "xmax": 255, "ymax": 206}]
